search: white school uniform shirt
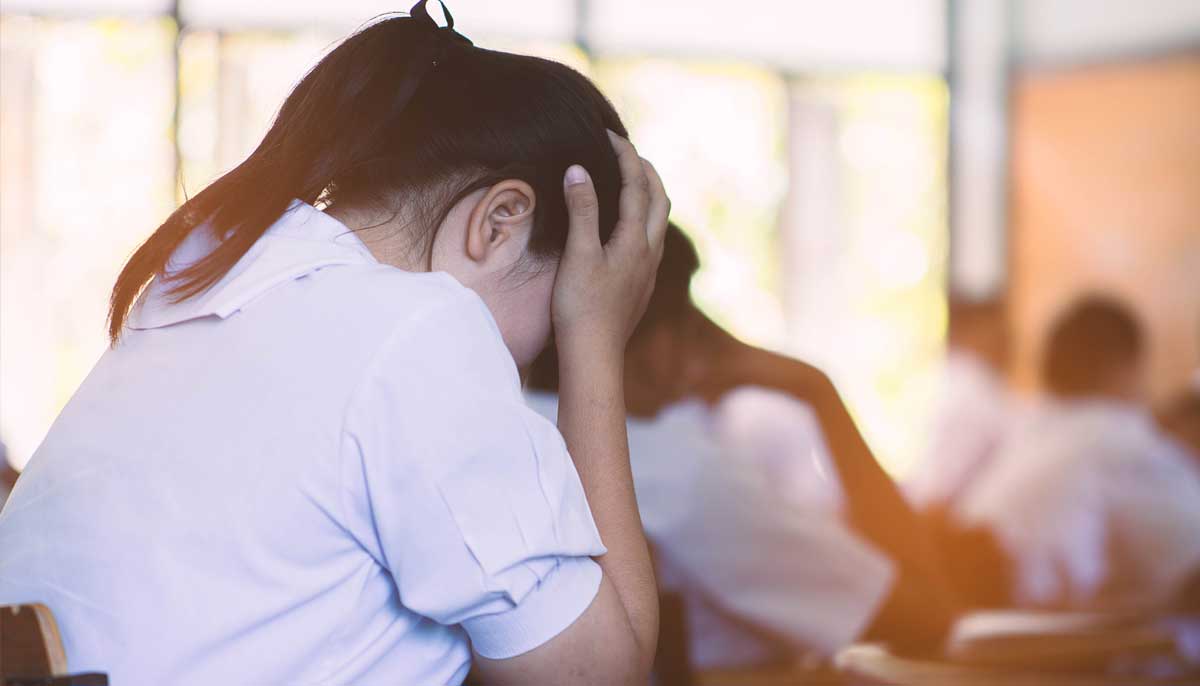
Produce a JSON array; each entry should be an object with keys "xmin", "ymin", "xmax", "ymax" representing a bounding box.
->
[
  {"xmin": 905, "ymin": 352, "xmax": 1016, "ymax": 511},
  {"xmin": 961, "ymin": 399, "xmax": 1200, "ymax": 610},
  {"xmin": 710, "ymin": 387, "xmax": 844, "ymax": 514},
  {"xmin": 0, "ymin": 201, "xmax": 605, "ymax": 685},
  {"xmin": 526, "ymin": 389, "xmax": 894, "ymax": 669}
]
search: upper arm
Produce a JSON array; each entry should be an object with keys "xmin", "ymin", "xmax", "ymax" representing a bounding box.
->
[
  {"xmin": 342, "ymin": 295, "xmax": 611, "ymax": 657},
  {"xmin": 471, "ymin": 574, "xmax": 643, "ymax": 686}
]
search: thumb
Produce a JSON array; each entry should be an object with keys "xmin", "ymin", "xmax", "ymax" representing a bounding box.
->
[{"xmin": 563, "ymin": 165, "xmax": 601, "ymax": 256}]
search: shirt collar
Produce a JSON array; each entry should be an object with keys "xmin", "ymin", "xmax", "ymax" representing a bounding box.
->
[{"xmin": 127, "ymin": 200, "xmax": 378, "ymax": 330}]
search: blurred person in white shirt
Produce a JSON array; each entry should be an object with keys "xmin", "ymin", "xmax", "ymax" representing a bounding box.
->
[
  {"xmin": 903, "ymin": 298, "xmax": 1026, "ymax": 609},
  {"xmin": 526, "ymin": 225, "xmax": 960, "ymax": 669},
  {"xmin": 906, "ymin": 298, "xmax": 1019, "ymax": 514},
  {"xmin": 962, "ymin": 296, "xmax": 1200, "ymax": 610}
]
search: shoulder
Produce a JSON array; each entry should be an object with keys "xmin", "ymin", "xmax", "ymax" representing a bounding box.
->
[
  {"xmin": 278, "ymin": 266, "xmax": 511, "ymax": 387},
  {"xmin": 713, "ymin": 385, "xmax": 822, "ymax": 445},
  {"xmin": 340, "ymin": 269, "xmax": 520, "ymax": 416},
  {"xmin": 716, "ymin": 385, "xmax": 817, "ymax": 422},
  {"xmin": 315, "ymin": 266, "xmax": 483, "ymax": 324},
  {"xmin": 315, "ymin": 267, "xmax": 503, "ymax": 354}
]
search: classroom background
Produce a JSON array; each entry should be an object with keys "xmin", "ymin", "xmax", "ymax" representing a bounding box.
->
[{"xmin": 2, "ymin": 0, "xmax": 1198, "ymax": 478}]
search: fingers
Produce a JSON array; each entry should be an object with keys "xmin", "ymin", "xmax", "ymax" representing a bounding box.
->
[
  {"xmin": 607, "ymin": 130, "xmax": 650, "ymax": 245},
  {"xmin": 563, "ymin": 164, "xmax": 601, "ymax": 257},
  {"xmin": 641, "ymin": 158, "xmax": 670, "ymax": 254}
]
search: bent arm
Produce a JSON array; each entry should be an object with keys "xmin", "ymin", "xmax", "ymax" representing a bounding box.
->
[
  {"xmin": 472, "ymin": 343, "xmax": 657, "ymax": 686},
  {"xmin": 476, "ymin": 139, "xmax": 664, "ymax": 684}
]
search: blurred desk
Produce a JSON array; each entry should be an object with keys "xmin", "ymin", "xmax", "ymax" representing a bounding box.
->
[
  {"xmin": 836, "ymin": 643, "xmax": 1196, "ymax": 685},
  {"xmin": 695, "ymin": 664, "xmax": 844, "ymax": 686},
  {"xmin": 692, "ymin": 611, "xmax": 1200, "ymax": 686},
  {"xmin": 836, "ymin": 610, "xmax": 1200, "ymax": 686}
]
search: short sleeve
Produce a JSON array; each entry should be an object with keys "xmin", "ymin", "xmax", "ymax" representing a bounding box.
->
[{"xmin": 342, "ymin": 288, "xmax": 606, "ymax": 659}]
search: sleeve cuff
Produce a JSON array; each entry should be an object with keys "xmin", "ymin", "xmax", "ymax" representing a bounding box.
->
[{"xmin": 463, "ymin": 556, "xmax": 603, "ymax": 659}]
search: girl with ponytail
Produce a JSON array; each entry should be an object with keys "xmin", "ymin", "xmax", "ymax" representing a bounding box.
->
[{"xmin": 0, "ymin": 3, "xmax": 667, "ymax": 684}]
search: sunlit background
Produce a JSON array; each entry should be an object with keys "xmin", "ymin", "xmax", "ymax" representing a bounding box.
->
[{"xmin": 2, "ymin": 1, "xmax": 1198, "ymax": 478}]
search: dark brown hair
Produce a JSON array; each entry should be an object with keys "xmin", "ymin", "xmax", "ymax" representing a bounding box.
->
[
  {"xmin": 1041, "ymin": 294, "xmax": 1143, "ymax": 397},
  {"xmin": 109, "ymin": 1, "xmax": 627, "ymax": 342}
]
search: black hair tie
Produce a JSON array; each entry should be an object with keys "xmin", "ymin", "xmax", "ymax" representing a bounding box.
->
[{"xmin": 409, "ymin": 0, "xmax": 473, "ymax": 67}]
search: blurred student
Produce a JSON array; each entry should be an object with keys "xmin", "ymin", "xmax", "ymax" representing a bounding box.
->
[
  {"xmin": 527, "ymin": 225, "xmax": 958, "ymax": 669},
  {"xmin": 901, "ymin": 299, "xmax": 1022, "ymax": 609},
  {"xmin": 0, "ymin": 4, "xmax": 665, "ymax": 685},
  {"xmin": 961, "ymin": 296, "xmax": 1200, "ymax": 610},
  {"xmin": 906, "ymin": 298, "xmax": 1018, "ymax": 513}
]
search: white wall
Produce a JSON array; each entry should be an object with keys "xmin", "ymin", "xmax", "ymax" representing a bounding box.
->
[
  {"xmin": 3, "ymin": 0, "xmax": 1198, "ymax": 71},
  {"xmin": 1017, "ymin": 0, "xmax": 1200, "ymax": 66}
]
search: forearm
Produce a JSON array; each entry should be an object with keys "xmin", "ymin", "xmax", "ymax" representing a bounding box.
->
[{"xmin": 556, "ymin": 339, "xmax": 659, "ymax": 674}]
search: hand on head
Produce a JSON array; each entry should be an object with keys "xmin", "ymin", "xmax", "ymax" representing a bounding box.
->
[{"xmin": 552, "ymin": 131, "xmax": 670, "ymax": 361}]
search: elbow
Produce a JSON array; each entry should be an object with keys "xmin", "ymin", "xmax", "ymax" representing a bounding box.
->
[
  {"xmin": 613, "ymin": 620, "xmax": 657, "ymax": 686},
  {"xmin": 629, "ymin": 596, "xmax": 660, "ymax": 683},
  {"xmin": 583, "ymin": 637, "xmax": 653, "ymax": 686},
  {"xmin": 615, "ymin": 608, "xmax": 658, "ymax": 685},
  {"xmin": 632, "ymin": 640, "xmax": 657, "ymax": 686}
]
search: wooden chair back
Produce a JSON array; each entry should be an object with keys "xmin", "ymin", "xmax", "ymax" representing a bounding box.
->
[{"xmin": 1, "ymin": 604, "xmax": 67, "ymax": 678}]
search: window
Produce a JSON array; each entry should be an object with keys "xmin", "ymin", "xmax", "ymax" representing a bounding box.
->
[{"xmin": 1, "ymin": 8, "xmax": 949, "ymax": 480}]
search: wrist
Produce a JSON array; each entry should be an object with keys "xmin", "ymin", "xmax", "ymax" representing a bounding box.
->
[{"xmin": 556, "ymin": 328, "xmax": 626, "ymax": 372}]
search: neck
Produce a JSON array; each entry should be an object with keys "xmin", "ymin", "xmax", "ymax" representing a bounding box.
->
[
  {"xmin": 325, "ymin": 203, "xmax": 427, "ymax": 272},
  {"xmin": 622, "ymin": 332, "xmax": 727, "ymax": 417},
  {"xmin": 623, "ymin": 360, "xmax": 669, "ymax": 418}
]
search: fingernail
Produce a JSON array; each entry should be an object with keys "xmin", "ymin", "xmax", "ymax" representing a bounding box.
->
[{"xmin": 565, "ymin": 165, "xmax": 588, "ymax": 187}]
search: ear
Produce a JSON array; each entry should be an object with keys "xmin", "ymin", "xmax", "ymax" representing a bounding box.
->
[{"xmin": 464, "ymin": 179, "xmax": 536, "ymax": 265}]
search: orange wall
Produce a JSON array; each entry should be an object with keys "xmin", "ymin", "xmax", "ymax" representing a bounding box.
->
[{"xmin": 1009, "ymin": 54, "xmax": 1200, "ymax": 400}]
